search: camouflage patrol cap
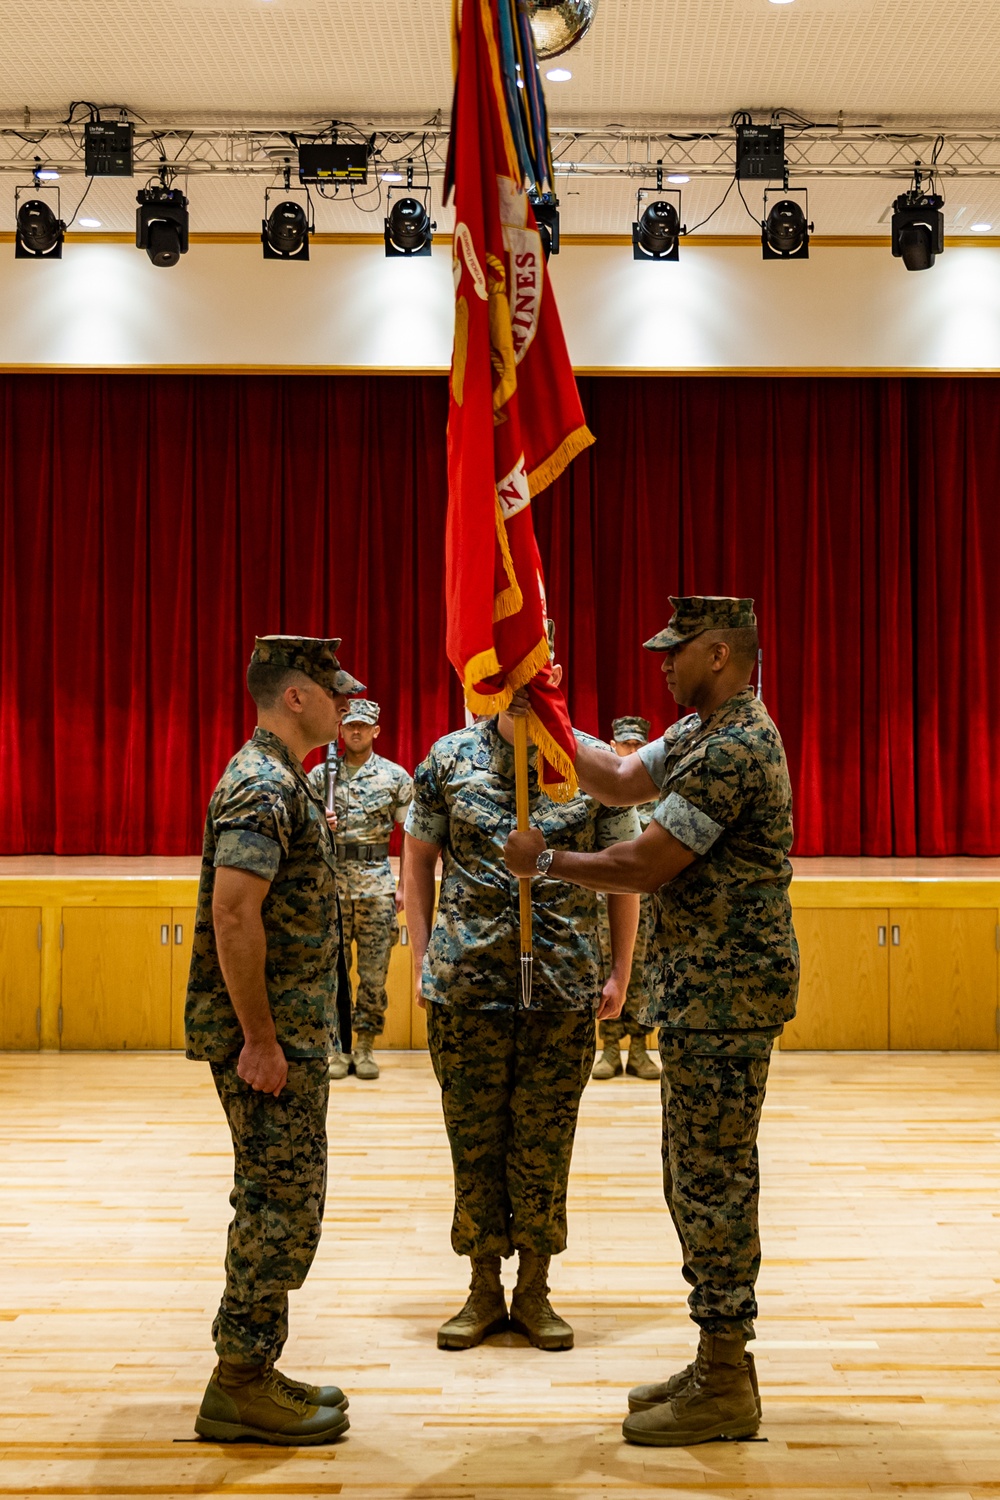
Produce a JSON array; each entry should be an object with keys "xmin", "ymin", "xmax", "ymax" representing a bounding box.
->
[
  {"xmin": 643, "ymin": 596, "xmax": 756, "ymax": 652},
  {"xmin": 342, "ymin": 698, "xmax": 380, "ymax": 726},
  {"xmin": 251, "ymin": 636, "xmax": 366, "ymax": 695},
  {"xmin": 546, "ymin": 618, "xmax": 556, "ymax": 660},
  {"xmin": 611, "ymin": 715, "xmax": 651, "ymax": 745}
]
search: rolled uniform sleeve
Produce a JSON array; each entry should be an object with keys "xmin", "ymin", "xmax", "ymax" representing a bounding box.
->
[
  {"xmin": 404, "ymin": 753, "xmax": 448, "ymax": 846},
  {"xmin": 637, "ymin": 738, "xmax": 667, "ymax": 794},
  {"xmin": 213, "ymin": 781, "xmax": 294, "ymax": 881},
  {"xmin": 656, "ymin": 741, "xmax": 759, "ymax": 855},
  {"xmin": 393, "ymin": 769, "xmax": 415, "ymax": 826}
]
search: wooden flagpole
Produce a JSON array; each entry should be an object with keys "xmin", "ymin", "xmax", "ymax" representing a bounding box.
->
[{"xmin": 513, "ymin": 714, "xmax": 533, "ymax": 1006}]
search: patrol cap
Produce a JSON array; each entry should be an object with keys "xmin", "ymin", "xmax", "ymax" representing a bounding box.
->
[
  {"xmin": 250, "ymin": 636, "xmax": 366, "ymax": 696},
  {"xmin": 342, "ymin": 698, "xmax": 380, "ymax": 726},
  {"xmin": 611, "ymin": 715, "xmax": 651, "ymax": 745},
  {"xmin": 643, "ymin": 596, "xmax": 756, "ymax": 652},
  {"xmin": 546, "ymin": 618, "xmax": 556, "ymax": 660}
]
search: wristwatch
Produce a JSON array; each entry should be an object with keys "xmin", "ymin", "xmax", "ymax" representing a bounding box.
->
[{"xmin": 535, "ymin": 848, "xmax": 555, "ymax": 877}]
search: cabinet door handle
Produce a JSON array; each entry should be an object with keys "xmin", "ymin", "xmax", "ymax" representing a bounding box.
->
[
  {"xmin": 878, "ymin": 926, "xmax": 886, "ymax": 946},
  {"xmin": 174, "ymin": 924, "xmax": 184, "ymax": 944},
  {"xmin": 891, "ymin": 924, "xmax": 901, "ymax": 946},
  {"xmin": 160, "ymin": 924, "xmax": 169, "ymax": 945}
]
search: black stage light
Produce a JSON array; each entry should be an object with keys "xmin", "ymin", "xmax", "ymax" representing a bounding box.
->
[
  {"xmin": 14, "ymin": 197, "xmax": 65, "ymax": 259},
  {"xmin": 633, "ymin": 200, "xmax": 681, "ymax": 260},
  {"xmin": 262, "ymin": 199, "xmax": 310, "ymax": 260},
  {"xmin": 761, "ymin": 194, "xmax": 812, "ymax": 259},
  {"xmin": 384, "ymin": 196, "xmax": 433, "ymax": 256},
  {"xmin": 891, "ymin": 176, "xmax": 944, "ymax": 271},
  {"xmin": 529, "ymin": 190, "xmax": 559, "ymax": 257},
  {"xmin": 136, "ymin": 186, "xmax": 189, "ymax": 267}
]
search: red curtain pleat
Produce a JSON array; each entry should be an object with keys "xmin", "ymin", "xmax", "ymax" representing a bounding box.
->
[{"xmin": 1, "ymin": 371, "xmax": 997, "ymax": 857}]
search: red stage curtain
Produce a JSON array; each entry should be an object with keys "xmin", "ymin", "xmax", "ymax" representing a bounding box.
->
[{"xmin": 1, "ymin": 373, "xmax": 997, "ymax": 856}]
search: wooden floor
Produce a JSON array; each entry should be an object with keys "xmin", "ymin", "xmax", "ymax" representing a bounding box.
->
[{"xmin": 1, "ymin": 1051, "xmax": 998, "ymax": 1499}]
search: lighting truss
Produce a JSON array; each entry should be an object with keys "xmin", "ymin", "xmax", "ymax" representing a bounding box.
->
[{"xmin": 5, "ymin": 122, "xmax": 1000, "ymax": 181}]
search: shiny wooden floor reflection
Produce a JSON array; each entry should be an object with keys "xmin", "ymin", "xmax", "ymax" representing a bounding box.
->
[{"xmin": 1, "ymin": 1049, "xmax": 998, "ymax": 1498}]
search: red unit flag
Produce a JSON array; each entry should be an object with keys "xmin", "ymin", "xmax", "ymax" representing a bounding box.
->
[{"xmin": 445, "ymin": 0, "xmax": 594, "ymax": 799}]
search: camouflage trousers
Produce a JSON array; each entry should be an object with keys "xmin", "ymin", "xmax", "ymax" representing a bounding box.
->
[
  {"xmin": 659, "ymin": 1030, "xmax": 774, "ymax": 1340},
  {"xmin": 597, "ymin": 893, "xmax": 653, "ymax": 1043},
  {"xmin": 340, "ymin": 894, "xmax": 399, "ymax": 1038},
  {"xmin": 209, "ymin": 1056, "xmax": 329, "ymax": 1363},
  {"xmin": 427, "ymin": 1003, "xmax": 595, "ymax": 1259}
]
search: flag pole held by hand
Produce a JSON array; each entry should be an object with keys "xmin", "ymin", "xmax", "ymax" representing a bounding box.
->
[{"xmin": 513, "ymin": 713, "xmax": 533, "ymax": 1008}]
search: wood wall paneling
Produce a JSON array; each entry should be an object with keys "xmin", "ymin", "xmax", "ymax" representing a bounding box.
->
[
  {"xmin": 0, "ymin": 907, "xmax": 41, "ymax": 1049},
  {"xmin": 782, "ymin": 908, "xmax": 890, "ymax": 1050},
  {"xmin": 60, "ymin": 908, "xmax": 172, "ymax": 1050},
  {"xmin": 888, "ymin": 907, "xmax": 1000, "ymax": 1050}
]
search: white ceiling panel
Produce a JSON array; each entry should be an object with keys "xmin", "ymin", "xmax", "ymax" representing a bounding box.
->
[{"xmin": 3, "ymin": 0, "xmax": 1000, "ymax": 233}]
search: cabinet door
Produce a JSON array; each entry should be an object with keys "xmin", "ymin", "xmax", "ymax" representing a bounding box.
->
[
  {"xmin": 170, "ymin": 908, "xmax": 197, "ymax": 1050},
  {"xmin": 0, "ymin": 908, "xmax": 42, "ymax": 1050},
  {"xmin": 61, "ymin": 909, "xmax": 172, "ymax": 1050},
  {"xmin": 781, "ymin": 909, "xmax": 889, "ymax": 1050},
  {"xmin": 373, "ymin": 917, "xmax": 412, "ymax": 1050},
  {"xmin": 889, "ymin": 908, "xmax": 999, "ymax": 1051}
]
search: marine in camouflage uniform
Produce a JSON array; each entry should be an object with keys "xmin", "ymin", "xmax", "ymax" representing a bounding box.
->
[
  {"xmin": 405, "ymin": 713, "xmax": 641, "ymax": 1350},
  {"xmin": 502, "ymin": 597, "xmax": 799, "ymax": 1444},
  {"xmin": 308, "ymin": 699, "xmax": 413, "ymax": 1080},
  {"xmin": 594, "ymin": 714, "xmax": 660, "ymax": 1079},
  {"xmin": 185, "ymin": 635, "xmax": 364, "ymax": 1445}
]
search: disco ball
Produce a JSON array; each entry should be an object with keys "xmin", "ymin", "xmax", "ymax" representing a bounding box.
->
[{"xmin": 520, "ymin": 0, "xmax": 599, "ymax": 60}]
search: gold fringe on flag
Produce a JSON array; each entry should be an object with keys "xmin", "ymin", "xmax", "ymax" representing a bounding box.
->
[
  {"xmin": 526, "ymin": 708, "xmax": 579, "ymax": 802},
  {"xmin": 492, "ymin": 499, "xmax": 523, "ymax": 622},
  {"xmin": 526, "ymin": 423, "xmax": 595, "ymax": 497}
]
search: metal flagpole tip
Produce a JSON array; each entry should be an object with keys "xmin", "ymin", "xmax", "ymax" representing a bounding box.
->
[{"xmin": 520, "ymin": 953, "xmax": 533, "ymax": 1008}]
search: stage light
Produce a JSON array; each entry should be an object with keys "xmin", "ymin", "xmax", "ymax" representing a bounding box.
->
[
  {"xmin": 14, "ymin": 195, "xmax": 65, "ymax": 259},
  {"xmin": 667, "ymin": 173, "xmax": 689, "ymax": 184},
  {"xmin": 546, "ymin": 68, "xmax": 572, "ymax": 81},
  {"xmin": 262, "ymin": 198, "xmax": 310, "ymax": 260},
  {"xmin": 34, "ymin": 168, "xmax": 60, "ymax": 182},
  {"xmin": 529, "ymin": 190, "xmax": 560, "ymax": 257},
  {"xmin": 633, "ymin": 200, "xmax": 681, "ymax": 259},
  {"xmin": 79, "ymin": 218, "xmax": 102, "ymax": 228},
  {"xmin": 135, "ymin": 185, "xmax": 189, "ymax": 267},
  {"xmin": 381, "ymin": 171, "xmax": 403, "ymax": 183},
  {"xmin": 632, "ymin": 171, "xmax": 685, "ymax": 261},
  {"xmin": 891, "ymin": 168, "xmax": 944, "ymax": 271},
  {"xmin": 762, "ymin": 190, "xmax": 811, "ymax": 259},
  {"xmin": 385, "ymin": 197, "xmax": 433, "ymax": 256}
]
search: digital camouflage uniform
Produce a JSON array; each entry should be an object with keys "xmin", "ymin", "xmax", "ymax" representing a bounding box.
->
[
  {"xmin": 185, "ymin": 635, "xmax": 364, "ymax": 1365},
  {"xmin": 639, "ymin": 598, "xmax": 799, "ymax": 1341},
  {"xmin": 308, "ymin": 707, "xmax": 412, "ymax": 1040},
  {"xmin": 406, "ymin": 718, "xmax": 641, "ymax": 1258},
  {"xmin": 596, "ymin": 796, "xmax": 657, "ymax": 1043}
]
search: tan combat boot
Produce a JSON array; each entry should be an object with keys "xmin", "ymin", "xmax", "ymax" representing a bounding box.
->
[
  {"xmin": 328, "ymin": 1050, "xmax": 351, "ymax": 1081},
  {"xmin": 591, "ymin": 1042, "xmax": 623, "ymax": 1079},
  {"xmin": 195, "ymin": 1360, "xmax": 350, "ymax": 1445},
  {"xmin": 508, "ymin": 1250, "xmax": 574, "ymax": 1351},
  {"xmin": 353, "ymin": 1033, "xmax": 380, "ymax": 1080},
  {"xmin": 625, "ymin": 1035, "xmax": 660, "ymax": 1079},
  {"xmin": 437, "ymin": 1255, "xmax": 508, "ymax": 1349},
  {"xmin": 266, "ymin": 1363, "xmax": 349, "ymax": 1411},
  {"xmin": 628, "ymin": 1330, "xmax": 760, "ymax": 1417},
  {"xmin": 622, "ymin": 1332, "xmax": 760, "ymax": 1446}
]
